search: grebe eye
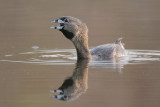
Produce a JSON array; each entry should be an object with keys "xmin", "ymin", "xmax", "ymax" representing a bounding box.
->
[
  {"xmin": 64, "ymin": 19, "xmax": 68, "ymax": 22},
  {"xmin": 64, "ymin": 95, "xmax": 68, "ymax": 99}
]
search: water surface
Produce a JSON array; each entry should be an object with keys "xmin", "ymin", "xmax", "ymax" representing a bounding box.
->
[{"xmin": 0, "ymin": 0, "xmax": 160, "ymax": 107}]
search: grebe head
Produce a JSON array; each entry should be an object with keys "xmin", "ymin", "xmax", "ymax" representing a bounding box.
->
[
  {"xmin": 51, "ymin": 16, "xmax": 91, "ymax": 59},
  {"xmin": 51, "ymin": 16, "xmax": 88, "ymax": 41}
]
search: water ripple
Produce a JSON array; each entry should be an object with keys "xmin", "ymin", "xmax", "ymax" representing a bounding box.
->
[{"xmin": 1, "ymin": 49, "xmax": 160, "ymax": 67}]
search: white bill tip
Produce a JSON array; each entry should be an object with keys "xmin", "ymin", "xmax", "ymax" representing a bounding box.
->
[
  {"xmin": 50, "ymin": 26, "xmax": 63, "ymax": 30},
  {"xmin": 57, "ymin": 19, "xmax": 65, "ymax": 23},
  {"xmin": 50, "ymin": 26, "xmax": 56, "ymax": 29},
  {"xmin": 50, "ymin": 89, "xmax": 63, "ymax": 93},
  {"xmin": 51, "ymin": 19, "xmax": 65, "ymax": 23},
  {"xmin": 51, "ymin": 20, "xmax": 56, "ymax": 23},
  {"xmin": 51, "ymin": 95, "xmax": 64, "ymax": 100}
]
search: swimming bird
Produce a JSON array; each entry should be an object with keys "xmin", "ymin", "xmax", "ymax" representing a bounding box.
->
[{"xmin": 51, "ymin": 16, "xmax": 127, "ymax": 60}]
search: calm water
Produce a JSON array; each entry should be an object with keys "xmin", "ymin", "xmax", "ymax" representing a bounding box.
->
[{"xmin": 0, "ymin": 0, "xmax": 160, "ymax": 107}]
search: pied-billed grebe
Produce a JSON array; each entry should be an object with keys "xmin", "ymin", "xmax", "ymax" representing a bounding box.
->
[{"xmin": 51, "ymin": 16, "xmax": 127, "ymax": 60}]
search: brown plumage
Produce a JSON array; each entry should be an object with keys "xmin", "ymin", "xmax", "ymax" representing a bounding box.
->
[{"xmin": 51, "ymin": 16, "xmax": 127, "ymax": 60}]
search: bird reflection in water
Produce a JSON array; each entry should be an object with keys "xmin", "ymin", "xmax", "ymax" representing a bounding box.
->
[{"xmin": 50, "ymin": 59, "xmax": 90, "ymax": 101}]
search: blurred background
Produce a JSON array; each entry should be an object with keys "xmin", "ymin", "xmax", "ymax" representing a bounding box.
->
[
  {"xmin": 0, "ymin": 0, "xmax": 160, "ymax": 107},
  {"xmin": 0, "ymin": 0, "xmax": 160, "ymax": 53}
]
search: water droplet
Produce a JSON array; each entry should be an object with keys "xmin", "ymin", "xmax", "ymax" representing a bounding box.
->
[{"xmin": 32, "ymin": 46, "xmax": 39, "ymax": 50}]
